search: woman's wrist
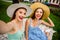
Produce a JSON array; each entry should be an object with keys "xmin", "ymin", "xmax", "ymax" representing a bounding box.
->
[{"xmin": 47, "ymin": 17, "xmax": 50, "ymax": 20}]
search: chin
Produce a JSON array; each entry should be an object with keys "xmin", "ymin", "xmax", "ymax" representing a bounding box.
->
[
  {"xmin": 36, "ymin": 17, "xmax": 40, "ymax": 20},
  {"xmin": 19, "ymin": 20, "xmax": 23, "ymax": 21},
  {"xmin": 37, "ymin": 18, "xmax": 40, "ymax": 20},
  {"xmin": 18, "ymin": 18, "xmax": 23, "ymax": 22}
]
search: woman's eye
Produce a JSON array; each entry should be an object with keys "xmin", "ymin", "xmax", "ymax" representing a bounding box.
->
[
  {"xmin": 20, "ymin": 12, "xmax": 22, "ymax": 14},
  {"xmin": 36, "ymin": 11, "xmax": 39, "ymax": 13},
  {"xmin": 40, "ymin": 12, "xmax": 43, "ymax": 13},
  {"xmin": 24, "ymin": 13, "xmax": 26, "ymax": 15}
]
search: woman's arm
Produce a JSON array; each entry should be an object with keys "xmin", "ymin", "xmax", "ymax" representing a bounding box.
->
[
  {"xmin": 0, "ymin": 20, "xmax": 13, "ymax": 34},
  {"xmin": 41, "ymin": 17, "xmax": 55, "ymax": 27},
  {"xmin": 25, "ymin": 19, "xmax": 30, "ymax": 40}
]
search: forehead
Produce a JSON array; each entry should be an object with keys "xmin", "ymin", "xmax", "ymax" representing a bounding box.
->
[{"xmin": 36, "ymin": 8, "xmax": 43, "ymax": 11}]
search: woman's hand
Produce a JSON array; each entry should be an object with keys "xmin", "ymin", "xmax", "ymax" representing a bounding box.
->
[{"xmin": 41, "ymin": 17, "xmax": 55, "ymax": 27}]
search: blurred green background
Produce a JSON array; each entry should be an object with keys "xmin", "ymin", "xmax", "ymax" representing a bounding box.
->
[{"xmin": 0, "ymin": 0, "xmax": 60, "ymax": 40}]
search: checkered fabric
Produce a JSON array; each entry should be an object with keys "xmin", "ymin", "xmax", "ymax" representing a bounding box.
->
[{"xmin": 0, "ymin": 34, "xmax": 8, "ymax": 40}]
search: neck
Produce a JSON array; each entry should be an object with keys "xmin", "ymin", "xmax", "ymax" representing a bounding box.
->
[
  {"xmin": 34, "ymin": 18, "xmax": 39, "ymax": 22},
  {"xmin": 14, "ymin": 19, "xmax": 23, "ymax": 24}
]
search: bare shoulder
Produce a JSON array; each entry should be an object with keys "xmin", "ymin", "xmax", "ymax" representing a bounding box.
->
[
  {"xmin": 26, "ymin": 18, "xmax": 31, "ymax": 23},
  {"xmin": 7, "ymin": 20, "xmax": 15, "ymax": 25},
  {"xmin": 25, "ymin": 18, "xmax": 31, "ymax": 27},
  {"xmin": 7, "ymin": 21, "xmax": 14, "ymax": 28},
  {"xmin": 7, "ymin": 20, "xmax": 13, "ymax": 23},
  {"xmin": 39, "ymin": 20, "xmax": 45, "ymax": 23}
]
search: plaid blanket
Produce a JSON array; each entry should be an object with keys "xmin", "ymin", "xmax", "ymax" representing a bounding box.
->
[{"xmin": 0, "ymin": 34, "xmax": 8, "ymax": 40}]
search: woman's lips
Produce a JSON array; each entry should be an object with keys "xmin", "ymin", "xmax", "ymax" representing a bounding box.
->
[
  {"xmin": 19, "ymin": 16, "xmax": 23, "ymax": 20},
  {"xmin": 36, "ymin": 15, "xmax": 40, "ymax": 17}
]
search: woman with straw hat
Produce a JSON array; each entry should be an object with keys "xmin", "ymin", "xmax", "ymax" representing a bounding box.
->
[
  {"xmin": 25, "ymin": 2, "xmax": 54, "ymax": 40},
  {"xmin": 0, "ymin": 3, "xmax": 32, "ymax": 40}
]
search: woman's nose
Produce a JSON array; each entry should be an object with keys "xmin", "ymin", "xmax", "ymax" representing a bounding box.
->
[{"xmin": 22, "ymin": 15, "xmax": 26, "ymax": 17}]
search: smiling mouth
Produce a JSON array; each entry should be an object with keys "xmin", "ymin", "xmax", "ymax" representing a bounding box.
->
[
  {"xmin": 36, "ymin": 15, "xmax": 40, "ymax": 17},
  {"xmin": 19, "ymin": 16, "xmax": 23, "ymax": 20}
]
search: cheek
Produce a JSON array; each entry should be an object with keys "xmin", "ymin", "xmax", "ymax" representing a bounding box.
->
[
  {"xmin": 15, "ymin": 13, "xmax": 20, "ymax": 18},
  {"xmin": 40, "ymin": 13, "xmax": 43, "ymax": 16},
  {"xmin": 23, "ymin": 15, "xmax": 26, "ymax": 17}
]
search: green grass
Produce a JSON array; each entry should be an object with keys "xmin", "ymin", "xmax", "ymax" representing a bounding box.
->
[
  {"xmin": 0, "ymin": 0, "xmax": 12, "ymax": 22},
  {"xmin": 0, "ymin": 1, "xmax": 60, "ymax": 40},
  {"xmin": 49, "ymin": 13, "xmax": 60, "ymax": 40}
]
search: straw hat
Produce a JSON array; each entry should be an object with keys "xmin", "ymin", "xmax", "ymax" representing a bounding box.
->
[
  {"xmin": 30, "ymin": 2, "xmax": 50, "ymax": 19},
  {"xmin": 7, "ymin": 3, "xmax": 32, "ymax": 18}
]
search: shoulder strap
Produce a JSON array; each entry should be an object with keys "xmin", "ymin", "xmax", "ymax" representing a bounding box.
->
[
  {"xmin": 22, "ymin": 19, "xmax": 27, "ymax": 32},
  {"xmin": 30, "ymin": 18, "xmax": 32, "ymax": 25}
]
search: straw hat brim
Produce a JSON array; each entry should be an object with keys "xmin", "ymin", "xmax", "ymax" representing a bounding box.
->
[
  {"xmin": 7, "ymin": 3, "xmax": 32, "ymax": 18},
  {"xmin": 30, "ymin": 2, "xmax": 50, "ymax": 19}
]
